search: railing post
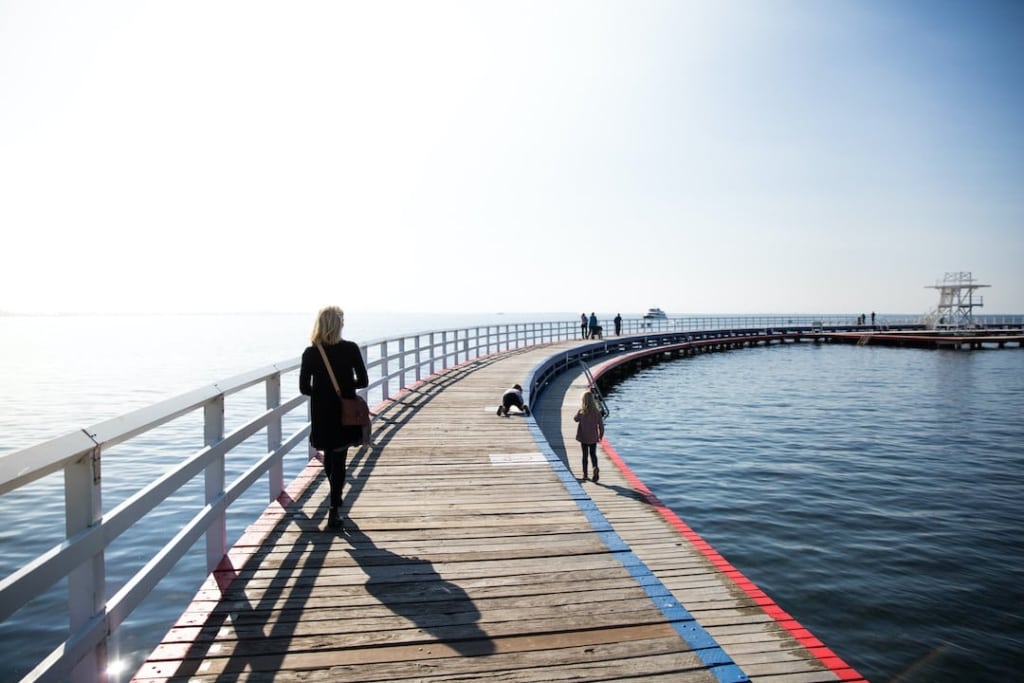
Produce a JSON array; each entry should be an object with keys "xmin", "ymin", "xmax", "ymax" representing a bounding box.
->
[
  {"xmin": 415, "ymin": 335, "xmax": 423, "ymax": 382},
  {"xmin": 266, "ymin": 373, "xmax": 283, "ymax": 501},
  {"xmin": 398, "ymin": 338, "xmax": 407, "ymax": 392},
  {"xmin": 380, "ymin": 342, "xmax": 390, "ymax": 401},
  {"xmin": 204, "ymin": 395, "xmax": 226, "ymax": 574},
  {"xmin": 429, "ymin": 332, "xmax": 437, "ymax": 375},
  {"xmin": 307, "ymin": 399, "xmax": 318, "ymax": 462},
  {"xmin": 66, "ymin": 443, "xmax": 105, "ymax": 683}
]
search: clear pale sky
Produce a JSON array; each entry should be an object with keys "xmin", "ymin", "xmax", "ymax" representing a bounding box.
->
[{"xmin": 2, "ymin": 1, "xmax": 1021, "ymax": 316}]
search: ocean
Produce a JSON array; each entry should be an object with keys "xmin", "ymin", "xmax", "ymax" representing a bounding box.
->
[{"xmin": 2, "ymin": 312, "xmax": 1022, "ymax": 682}]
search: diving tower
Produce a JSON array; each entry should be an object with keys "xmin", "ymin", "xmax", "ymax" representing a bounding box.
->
[{"xmin": 925, "ymin": 271, "xmax": 990, "ymax": 329}]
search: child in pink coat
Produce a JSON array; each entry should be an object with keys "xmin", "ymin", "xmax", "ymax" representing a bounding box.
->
[{"xmin": 573, "ymin": 390, "xmax": 605, "ymax": 482}]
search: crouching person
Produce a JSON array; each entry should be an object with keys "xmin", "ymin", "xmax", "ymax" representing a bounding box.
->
[{"xmin": 496, "ymin": 383, "xmax": 530, "ymax": 417}]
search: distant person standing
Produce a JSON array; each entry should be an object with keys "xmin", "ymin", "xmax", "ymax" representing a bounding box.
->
[
  {"xmin": 299, "ymin": 305, "xmax": 369, "ymax": 531},
  {"xmin": 588, "ymin": 312, "xmax": 599, "ymax": 339},
  {"xmin": 614, "ymin": 313, "xmax": 622, "ymax": 336},
  {"xmin": 580, "ymin": 313, "xmax": 589, "ymax": 339},
  {"xmin": 871, "ymin": 311, "xmax": 876, "ymax": 326},
  {"xmin": 574, "ymin": 390, "xmax": 605, "ymax": 482}
]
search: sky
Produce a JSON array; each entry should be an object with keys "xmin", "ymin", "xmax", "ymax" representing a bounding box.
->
[{"xmin": 1, "ymin": 0, "xmax": 1022, "ymax": 316}]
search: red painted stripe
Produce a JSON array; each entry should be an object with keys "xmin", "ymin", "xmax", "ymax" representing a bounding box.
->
[
  {"xmin": 599, "ymin": 437, "xmax": 866, "ymax": 681},
  {"xmin": 591, "ymin": 352, "xmax": 867, "ymax": 682}
]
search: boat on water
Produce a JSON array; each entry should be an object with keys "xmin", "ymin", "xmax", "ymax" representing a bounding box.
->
[{"xmin": 643, "ymin": 307, "xmax": 668, "ymax": 320}]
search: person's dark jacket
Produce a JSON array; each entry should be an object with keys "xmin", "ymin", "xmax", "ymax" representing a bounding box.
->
[{"xmin": 300, "ymin": 340, "xmax": 369, "ymax": 449}]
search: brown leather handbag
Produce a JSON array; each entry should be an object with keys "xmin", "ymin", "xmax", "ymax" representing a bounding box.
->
[{"xmin": 316, "ymin": 344, "xmax": 370, "ymax": 427}]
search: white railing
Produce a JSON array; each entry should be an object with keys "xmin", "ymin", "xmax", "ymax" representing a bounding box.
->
[
  {"xmin": 4, "ymin": 313, "xmax": 1013, "ymax": 682},
  {"xmin": 0, "ymin": 319, "xmax": 579, "ymax": 683}
]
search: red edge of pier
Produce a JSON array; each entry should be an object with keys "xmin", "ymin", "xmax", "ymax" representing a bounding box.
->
[{"xmin": 599, "ymin": 437, "xmax": 867, "ymax": 683}]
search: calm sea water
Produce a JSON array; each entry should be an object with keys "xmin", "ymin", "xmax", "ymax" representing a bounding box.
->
[
  {"xmin": 1, "ymin": 314, "xmax": 1022, "ymax": 682},
  {"xmin": 602, "ymin": 343, "xmax": 1024, "ymax": 682}
]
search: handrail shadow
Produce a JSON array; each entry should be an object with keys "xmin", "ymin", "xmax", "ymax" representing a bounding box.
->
[
  {"xmin": 343, "ymin": 520, "xmax": 495, "ymax": 656},
  {"xmin": 156, "ymin": 355, "xmax": 503, "ymax": 677}
]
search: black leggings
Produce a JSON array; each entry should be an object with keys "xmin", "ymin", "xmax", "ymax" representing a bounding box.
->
[
  {"xmin": 580, "ymin": 443, "xmax": 597, "ymax": 473},
  {"xmin": 502, "ymin": 394, "xmax": 526, "ymax": 412},
  {"xmin": 324, "ymin": 447, "xmax": 348, "ymax": 508}
]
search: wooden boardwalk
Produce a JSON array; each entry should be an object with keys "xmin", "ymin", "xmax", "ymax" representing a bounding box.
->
[{"xmin": 134, "ymin": 340, "xmax": 863, "ymax": 683}]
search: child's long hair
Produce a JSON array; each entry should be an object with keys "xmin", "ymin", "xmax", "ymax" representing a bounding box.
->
[{"xmin": 579, "ymin": 390, "xmax": 600, "ymax": 415}]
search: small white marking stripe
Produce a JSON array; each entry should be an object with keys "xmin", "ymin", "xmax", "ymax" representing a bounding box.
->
[{"xmin": 489, "ymin": 452, "xmax": 547, "ymax": 466}]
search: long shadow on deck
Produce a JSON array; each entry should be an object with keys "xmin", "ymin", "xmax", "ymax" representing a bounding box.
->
[
  {"xmin": 153, "ymin": 481, "xmax": 329, "ymax": 678},
  {"xmin": 152, "ymin": 356, "xmax": 513, "ymax": 677},
  {"xmin": 344, "ymin": 521, "xmax": 495, "ymax": 656}
]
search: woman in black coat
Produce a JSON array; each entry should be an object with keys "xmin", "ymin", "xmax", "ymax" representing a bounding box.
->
[{"xmin": 299, "ymin": 305, "xmax": 369, "ymax": 530}]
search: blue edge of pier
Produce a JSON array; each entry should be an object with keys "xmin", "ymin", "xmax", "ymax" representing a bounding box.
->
[{"xmin": 524, "ymin": 363, "xmax": 751, "ymax": 683}]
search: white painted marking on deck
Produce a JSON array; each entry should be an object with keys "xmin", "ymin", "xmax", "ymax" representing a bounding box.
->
[
  {"xmin": 489, "ymin": 452, "xmax": 547, "ymax": 466},
  {"xmin": 486, "ymin": 405, "xmax": 526, "ymax": 413}
]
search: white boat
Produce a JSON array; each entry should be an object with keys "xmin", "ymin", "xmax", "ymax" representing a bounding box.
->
[{"xmin": 643, "ymin": 307, "xmax": 668, "ymax": 320}]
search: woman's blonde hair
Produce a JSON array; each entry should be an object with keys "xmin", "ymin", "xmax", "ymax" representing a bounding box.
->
[
  {"xmin": 579, "ymin": 390, "xmax": 600, "ymax": 415},
  {"xmin": 310, "ymin": 306, "xmax": 344, "ymax": 345}
]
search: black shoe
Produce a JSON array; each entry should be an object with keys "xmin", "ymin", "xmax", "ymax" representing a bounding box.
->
[
  {"xmin": 593, "ymin": 468, "xmax": 600, "ymax": 483},
  {"xmin": 327, "ymin": 507, "xmax": 343, "ymax": 530},
  {"xmin": 496, "ymin": 406, "xmax": 503, "ymax": 416},
  {"xmin": 523, "ymin": 406, "xmax": 530, "ymax": 416}
]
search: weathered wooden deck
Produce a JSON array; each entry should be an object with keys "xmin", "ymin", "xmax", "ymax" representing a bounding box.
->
[{"xmin": 133, "ymin": 340, "xmax": 864, "ymax": 682}]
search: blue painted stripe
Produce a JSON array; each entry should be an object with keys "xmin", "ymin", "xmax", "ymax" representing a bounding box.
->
[{"xmin": 524, "ymin": 410, "xmax": 750, "ymax": 683}]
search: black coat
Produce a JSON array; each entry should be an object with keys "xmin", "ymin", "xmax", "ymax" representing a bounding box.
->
[{"xmin": 299, "ymin": 340, "xmax": 369, "ymax": 450}]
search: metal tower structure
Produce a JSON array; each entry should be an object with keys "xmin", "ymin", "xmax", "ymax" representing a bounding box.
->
[{"xmin": 925, "ymin": 272, "xmax": 990, "ymax": 330}]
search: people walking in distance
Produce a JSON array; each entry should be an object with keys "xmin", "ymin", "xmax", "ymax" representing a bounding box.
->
[
  {"xmin": 588, "ymin": 312, "xmax": 599, "ymax": 339},
  {"xmin": 614, "ymin": 313, "xmax": 622, "ymax": 336},
  {"xmin": 580, "ymin": 312, "xmax": 589, "ymax": 339},
  {"xmin": 574, "ymin": 390, "xmax": 605, "ymax": 482},
  {"xmin": 496, "ymin": 383, "xmax": 530, "ymax": 417},
  {"xmin": 300, "ymin": 305, "xmax": 369, "ymax": 531}
]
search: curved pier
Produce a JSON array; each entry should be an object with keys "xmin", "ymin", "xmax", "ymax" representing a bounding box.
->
[
  {"xmin": 133, "ymin": 338, "xmax": 864, "ymax": 682},
  {"xmin": 10, "ymin": 318, "xmax": 1017, "ymax": 681}
]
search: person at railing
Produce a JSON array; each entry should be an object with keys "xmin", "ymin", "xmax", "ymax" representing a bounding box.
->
[
  {"xmin": 300, "ymin": 305, "xmax": 369, "ymax": 531},
  {"xmin": 588, "ymin": 312, "xmax": 600, "ymax": 339},
  {"xmin": 574, "ymin": 390, "xmax": 605, "ymax": 482},
  {"xmin": 496, "ymin": 383, "xmax": 530, "ymax": 417},
  {"xmin": 580, "ymin": 312, "xmax": 589, "ymax": 339},
  {"xmin": 614, "ymin": 313, "xmax": 622, "ymax": 336}
]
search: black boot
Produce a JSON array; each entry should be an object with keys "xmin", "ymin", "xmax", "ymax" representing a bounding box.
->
[{"xmin": 327, "ymin": 506, "xmax": 342, "ymax": 530}]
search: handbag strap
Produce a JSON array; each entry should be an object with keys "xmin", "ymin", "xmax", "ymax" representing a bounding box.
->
[{"xmin": 315, "ymin": 343, "xmax": 342, "ymax": 398}]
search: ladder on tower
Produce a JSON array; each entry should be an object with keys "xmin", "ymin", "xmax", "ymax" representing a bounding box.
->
[{"xmin": 579, "ymin": 358, "xmax": 610, "ymax": 418}]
